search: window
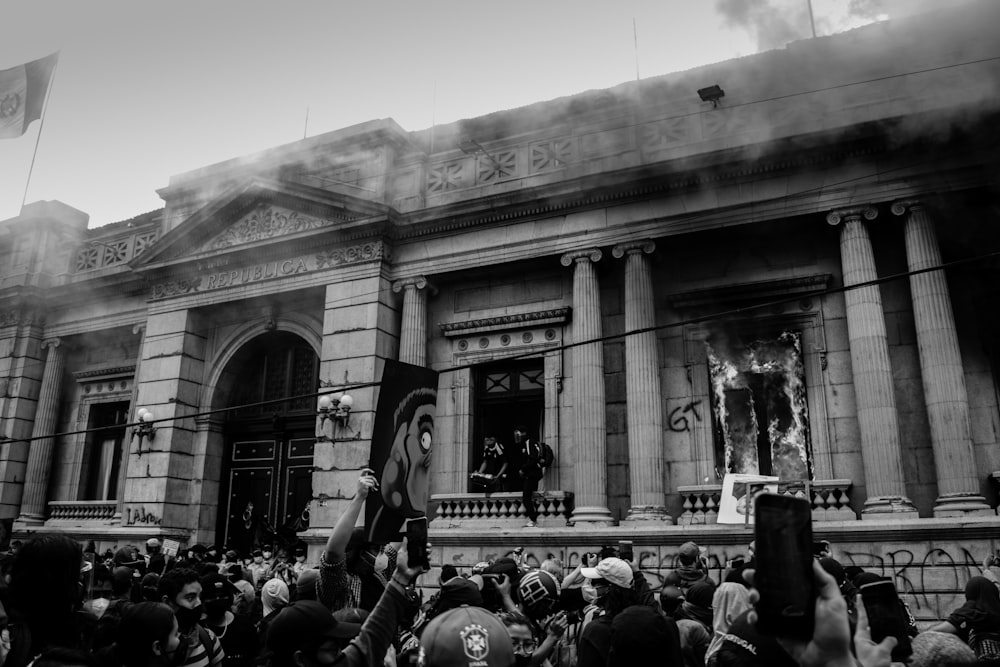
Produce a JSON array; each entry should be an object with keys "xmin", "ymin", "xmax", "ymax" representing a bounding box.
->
[
  {"xmin": 228, "ymin": 332, "xmax": 319, "ymax": 417},
  {"xmin": 79, "ymin": 401, "xmax": 129, "ymax": 500},
  {"xmin": 707, "ymin": 330, "xmax": 812, "ymax": 480},
  {"xmin": 471, "ymin": 359, "xmax": 544, "ymax": 491}
]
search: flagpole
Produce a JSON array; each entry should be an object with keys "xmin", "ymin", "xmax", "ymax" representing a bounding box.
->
[{"xmin": 20, "ymin": 54, "xmax": 60, "ymax": 212}]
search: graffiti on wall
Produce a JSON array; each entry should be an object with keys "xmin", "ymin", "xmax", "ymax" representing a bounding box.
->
[{"xmin": 433, "ymin": 541, "xmax": 993, "ymax": 622}]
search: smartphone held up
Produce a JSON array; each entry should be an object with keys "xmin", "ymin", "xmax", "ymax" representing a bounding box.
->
[
  {"xmin": 753, "ymin": 493, "xmax": 816, "ymax": 639},
  {"xmin": 405, "ymin": 516, "xmax": 431, "ymax": 572},
  {"xmin": 860, "ymin": 579, "xmax": 913, "ymax": 662}
]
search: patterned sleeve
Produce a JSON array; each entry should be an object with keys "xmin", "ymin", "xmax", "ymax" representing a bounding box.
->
[
  {"xmin": 382, "ymin": 545, "xmax": 399, "ymax": 579},
  {"xmin": 207, "ymin": 628, "xmax": 226, "ymax": 667},
  {"xmin": 319, "ymin": 550, "xmax": 350, "ymax": 611}
]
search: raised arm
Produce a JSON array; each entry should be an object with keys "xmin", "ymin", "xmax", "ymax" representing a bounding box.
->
[{"xmin": 325, "ymin": 468, "xmax": 378, "ymax": 562}]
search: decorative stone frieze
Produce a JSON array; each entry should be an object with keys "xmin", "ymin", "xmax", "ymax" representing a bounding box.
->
[
  {"xmin": 149, "ymin": 241, "xmax": 387, "ymax": 300},
  {"xmin": 211, "ymin": 205, "xmax": 352, "ymax": 249}
]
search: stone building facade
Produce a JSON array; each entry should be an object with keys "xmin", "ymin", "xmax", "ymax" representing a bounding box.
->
[{"xmin": 2, "ymin": 2, "xmax": 1000, "ymax": 623}]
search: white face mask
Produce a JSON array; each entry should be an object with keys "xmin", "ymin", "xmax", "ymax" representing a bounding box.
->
[{"xmin": 582, "ymin": 583, "xmax": 598, "ymax": 603}]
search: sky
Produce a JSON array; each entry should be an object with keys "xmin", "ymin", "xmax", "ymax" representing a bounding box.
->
[{"xmin": 0, "ymin": 0, "xmax": 892, "ymax": 228}]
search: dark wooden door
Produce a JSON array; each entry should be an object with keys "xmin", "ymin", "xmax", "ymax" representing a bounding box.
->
[{"xmin": 222, "ymin": 427, "xmax": 315, "ymax": 552}]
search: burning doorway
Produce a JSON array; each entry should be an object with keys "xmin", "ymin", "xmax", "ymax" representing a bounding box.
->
[{"xmin": 707, "ymin": 330, "xmax": 812, "ymax": 480}]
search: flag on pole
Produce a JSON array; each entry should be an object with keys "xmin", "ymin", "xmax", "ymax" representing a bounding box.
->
[{"xmin": 0, "ymin": 53, "xmax": 58, "ymax": 140}]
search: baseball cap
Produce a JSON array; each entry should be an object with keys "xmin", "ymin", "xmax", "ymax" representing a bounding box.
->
[
  {"xmin": 418, "ymin": 606, "xmax": 514, "ymax": 667},
  {"xmin": 146, "ymin": 538, "xmax": 161, "ymax": 548},
  {"xmin": 678, "ymin": 541, "xmax": 700, "ymax": 566},
  {"xmin": 266, "ymin": 600, "xmax": 360, "ymax": 659},
  {"xmin": 581, "ymin": 557, "xmax": 633, "ymax": 589},
  {"xmin": 200, "ymin": 572, "xmax": 239, "ymax": 600}
]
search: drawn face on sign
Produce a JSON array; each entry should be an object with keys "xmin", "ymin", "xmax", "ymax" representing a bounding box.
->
[{"xmin": 380, "ymin": 390, "xmax": 435, "ymax": 518}]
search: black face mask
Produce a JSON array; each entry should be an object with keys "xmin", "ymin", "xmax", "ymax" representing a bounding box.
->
[
  {"xmin": 205, "ymin": 598, "xmax": 230, "ymax": 618},
  {"xmin": 174, "ymin": 604, "xmax": 204, "ymax": 629},
  {"xmin": 514, "ymin": 655, "xmax": 531, "ymax": 667}
]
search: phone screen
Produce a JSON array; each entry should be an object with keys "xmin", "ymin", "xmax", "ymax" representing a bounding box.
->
[
  {"xmin": 861, "ymin": 580, "xmax": 912, "ymax": 662},
  {"xmin": 619, "ymin": 541, "xmax": 633, "ymax": 562},
  {"xmin": 754, "ymin": 493, "xmax": 815, "ymax": 639},
  {"xmin": 406, "ymin": 517, "xmax": 430, "ymax": 571}
]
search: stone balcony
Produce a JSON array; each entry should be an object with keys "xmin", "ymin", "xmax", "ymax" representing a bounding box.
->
[
  {"xmin": 430, "ymin": 491, "xmax": 573, "ymax": 529},
  {"xmin": 676, "ymin": 479, "xmax": 855, "ymax": 525},
  {"xmin": 47, "ymin": 500, "xmax": 117, "ymax": 523}
]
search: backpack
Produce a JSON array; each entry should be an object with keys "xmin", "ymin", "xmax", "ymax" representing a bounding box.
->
[
  {"xmin": 968, "ymin": 628, "xmax": 1000, "ymax": 663},
  {"xmin": 539, "ymin": 442, "xmax": 555, "ymax": 468}
]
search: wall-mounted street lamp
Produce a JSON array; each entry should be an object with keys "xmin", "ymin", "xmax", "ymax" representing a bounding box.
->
[
  {"xmin": 315, "ymin": 391, "xmax": 358, "ymax": 441},
  {"xmin": 697, "ymin": 84, "xmax": 725, "ymax": 108},
  {"xmin": 133, "ymin": 407, "xmax": 156, "ymax": 452}
]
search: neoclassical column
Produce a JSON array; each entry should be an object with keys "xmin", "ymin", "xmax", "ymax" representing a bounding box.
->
[
  {"xmin": 115, "ymin": 323, "xmax": 147, "ymax": 519},
  {"xmin": 892, "ymin": 200, "xmax": 991, "ymax": 516},
  {"xmin": 560, "ymin": 249, "xmax": 613, "ymax": 524},
  {"xmin": 612, "ymin": 240, "xmax": 671, "ymax": 522},
  {"xmin": 392, "ymin": 276, "xmax": 435, "ymax": 367},
  {"xmin": 16, "ymin": 338, "xmax": 67, "ymax": 524},
  {"xmin": 826, "ymin": 207, "xmax": 917, "ymax": 517}
]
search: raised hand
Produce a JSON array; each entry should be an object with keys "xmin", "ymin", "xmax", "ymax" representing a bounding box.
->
[{"xmin": 357, "ymin": 467, "xmax": 378, "ymax": 499}]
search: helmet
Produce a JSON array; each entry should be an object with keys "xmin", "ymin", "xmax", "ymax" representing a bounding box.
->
[{"xmin": 517, "ymin": 569, "xmax": 560, "ymax": 619}]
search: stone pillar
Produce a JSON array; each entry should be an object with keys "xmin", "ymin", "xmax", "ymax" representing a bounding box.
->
[
  {"xmin": 115, "ymin": 323, "xmax": 147, "ymax": 520},
  {"xmin": 392, "ymin": 276, "xmax": 435, "ymax": 367},
  {"xmin": 892, "ymin": 200, "xmax": 992, "ymax": 516},
  {"xmin": 560, "ymin": 249, "xmax": 613, "ymax": 524},
  {"xmin": 16, "ymin": 338, "xmax": 66, "ymax": 524},
  {"xmin": 827, "ymin": 207, "xmax": 917, "ymax": 517},
  {"xmin": 612, "ymin": 240, "xmax": 671, "ymax": 523}
]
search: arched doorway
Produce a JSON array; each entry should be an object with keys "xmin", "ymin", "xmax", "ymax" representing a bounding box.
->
[{"xmin": 216, "ymin": 331, "xmax": 319, "ymax": 551}]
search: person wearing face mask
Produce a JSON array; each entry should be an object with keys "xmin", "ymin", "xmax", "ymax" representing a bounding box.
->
[
  {"xmin": 111, "ymin": 602, "xmax": 187, "ymax": 667},
  {"xmin": 157, "ymin": 568, "xmax": 224, "ymax": 667},
  {"xmin": 291, "ymin": 544, "xmax": 309, "ymax": 579},
  {"xmin": 199, "ymin": 574, "xmax": 255, "ymax": 667},
  {"xmin": 246, "ymin": 550, "xmax": 267, "ymax": 590},
  {"xmin": 502, "ymin": 612, "xmax": 544, "ymax": 667}
]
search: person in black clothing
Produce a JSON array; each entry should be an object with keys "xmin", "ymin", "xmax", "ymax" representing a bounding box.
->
[
  {"xmin": 514, "ymin": 426, "xmax": 543, "ymax": 527},
  {"xmin": 201, "ymin": 573, "xmax": 256, "ymax": 667}
]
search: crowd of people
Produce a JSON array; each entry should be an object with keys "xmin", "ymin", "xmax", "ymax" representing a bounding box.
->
[{"xmin": 1, "ymin": 471, "xmax": 999, "ymax": 667}]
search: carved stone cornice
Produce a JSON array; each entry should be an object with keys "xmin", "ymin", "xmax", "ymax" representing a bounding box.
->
[
  {"xmin": 666, "ymin": 274, "xmax": 833, "ymax": 309},
  {"xmin": 890, "ymin": 200, "xmax": 926, "ymax": 217},
  {"xmin": 392, "ymin": 276, "xmax": 437, "ymax": 295},
  {"xmin": 439, "ymin": 307, "xmax": 571, "ymax": 337},
  {"xmin": 611, "ymin": 240, "xmax": 656, "ymax": 259},
  {"xmin": 826, "ymin": 206, "xmax": 878, "ymax": 226},
  {"xmin": 559, "ymin": 248, "xmax": 603, "ymax": 267},
  {"xmin": 72, "ymin": 364, "xmax": 137, "ymax": 381}
]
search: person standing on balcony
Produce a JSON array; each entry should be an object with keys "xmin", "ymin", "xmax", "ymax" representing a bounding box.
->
[{"xmin": 514, "ymin": 426, "xmax": 543, "ymax": 528}]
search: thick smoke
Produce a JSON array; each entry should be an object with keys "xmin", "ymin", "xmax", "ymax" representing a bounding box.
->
[{"xmin": 714, "ymin": 0, "xmax": 946, "ymax": 51}]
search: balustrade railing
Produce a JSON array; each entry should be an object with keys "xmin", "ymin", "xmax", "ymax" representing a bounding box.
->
[
  {"xmin": 431, "ymin": 491, "xmax": 573, "ymax": 528},
  {"xmin": 47, "ymin": 500, "xmax": 117, "ymax": 522},
  {"xmin": 676, "ymin": 479, "xmax": 855, "ymax": 525}
]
